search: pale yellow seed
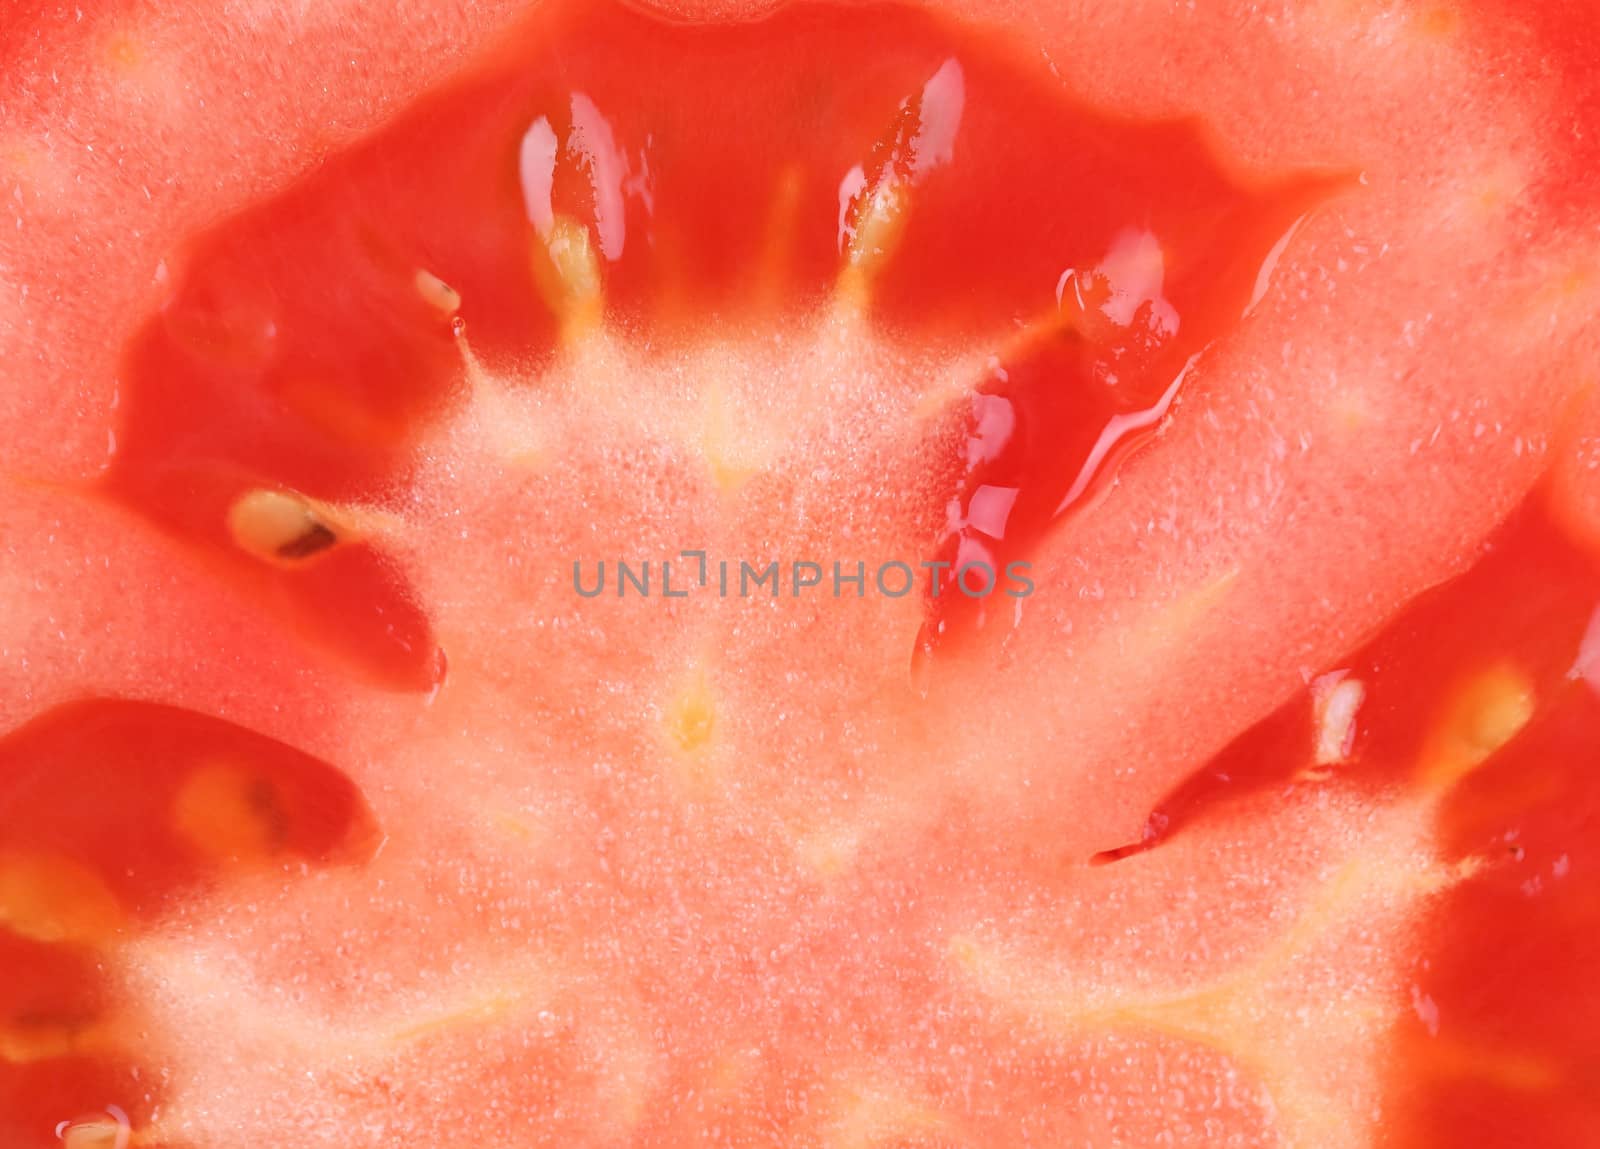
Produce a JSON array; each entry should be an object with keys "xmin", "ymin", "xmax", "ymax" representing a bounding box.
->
[
  {"xmin": 847, "ymin": 180, "xmax": 908, "ymax": 270},
  {"xmin": 0, "ymin": 1016, "xmax": 91, "ymax": 1063},
  {"xmin": 59, "ymin": 1112, "xmax": 131, "ymax": 1149},
  {"xmin": 1420, "ymin": 664, "xmax": 1535, "ymax": 793},
  {"xmin": 226, "ymin": 488, "xmax": 342, "ymax": 566},
  {"xmin": 837, "ymin": 179, "xmax": 909, "ymax": 307},
  {"xmin": 1313, "ymin": 674, "xmax": 1366, "ymax": 766},
  {"xmin": 534, "ymin": 215, "xmax": 604, "ymax": 337},
  {"xmin": 171, "ymin": 761, "xmax": 285, "ymax": 862},
  {"xmin": 414, "ymin": 268, "xmax": 462, "ymax": 314},
  {"xmin": 0, "ymin": 852, "xmax": 122, "ymax": 945}
]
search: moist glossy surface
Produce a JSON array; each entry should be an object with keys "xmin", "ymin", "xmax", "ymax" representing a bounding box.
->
[
  {"xmin": 2, "ymin": 0, "xmax": 1598, "ymax": 1146},
  {"xmin": 105, "ymin": 0, "xmax": 1330, "ymax": 681}
]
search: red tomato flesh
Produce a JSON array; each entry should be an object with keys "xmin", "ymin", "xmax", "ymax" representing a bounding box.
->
[
  {"xmin": 104, "ymin": 0, "xmax": 1337, "ymax": 686},
  {"xmin": 1, "ymin": 1, "xmax": 1599, "ymax": 1147}
]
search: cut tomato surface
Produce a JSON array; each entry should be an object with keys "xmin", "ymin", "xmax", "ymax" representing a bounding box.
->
[{"xmin": 2, "ymin": 1, "xmax": 1599, "ymax": 1146}]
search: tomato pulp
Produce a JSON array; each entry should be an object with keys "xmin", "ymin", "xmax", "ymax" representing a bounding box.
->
[
  {"xmin": 2, "ymin": 0, "xmax": 1599, "ymax": 1146},
  {"xmin": 102, "ymin": 0, "xmax": 1336, "ymax": 686}
]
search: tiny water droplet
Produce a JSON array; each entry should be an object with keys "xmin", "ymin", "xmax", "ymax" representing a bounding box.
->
[{"xmin": 55, "ymin": 1105, "xmax": 131, "ymax": 1149}]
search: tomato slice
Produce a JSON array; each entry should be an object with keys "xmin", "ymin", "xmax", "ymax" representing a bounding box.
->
[
  {"xmin": 2, "ymin": 0, "xmax": 1599, "ymax": 1147},
  {"xmin": 101, "ymin": 0, "xmax": 1344, "ymax": 685}
]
